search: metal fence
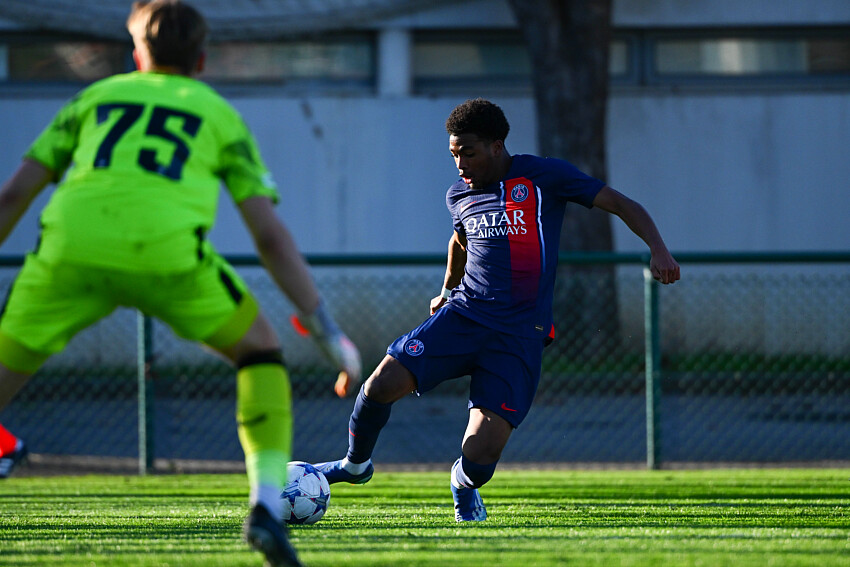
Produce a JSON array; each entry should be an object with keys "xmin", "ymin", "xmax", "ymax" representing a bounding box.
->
[{"xmin": 2, "ymin": 252, "xmax": 849, "ymax": 473}]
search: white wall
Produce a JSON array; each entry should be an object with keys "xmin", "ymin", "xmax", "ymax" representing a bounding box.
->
[
  {"xmin": 1, "ymin": 89, "xmax": 847, "ymax": 257},
  {"xmin": 209, "ymin": 96, "xmax": 537, "ymax": 255},
  {"xmin": 608, "ymin": 91, "xmax": 850, "ymax": 252}
]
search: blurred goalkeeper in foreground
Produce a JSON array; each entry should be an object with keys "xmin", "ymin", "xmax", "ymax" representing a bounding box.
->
[
  {"xmin": 0, "ymin": 1, "xmax": 360, "ymax": 565},
  {"xmin": 314, "ymin": 98, "xmax": 678, "ymax": 523}
]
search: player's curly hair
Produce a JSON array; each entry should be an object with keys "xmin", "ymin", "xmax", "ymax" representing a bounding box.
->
[
  {"xmin": 127, "ymin": 0, "xmax": 207, "ymax": 75},
  {"xmin": 445, "ymin": 98, "xmax": 510, "ymax": 142}
]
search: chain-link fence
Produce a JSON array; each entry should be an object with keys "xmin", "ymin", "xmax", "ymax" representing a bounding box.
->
[{"xmin": 2, "ymin": 253, "xmax": 849, "ymax": 472}]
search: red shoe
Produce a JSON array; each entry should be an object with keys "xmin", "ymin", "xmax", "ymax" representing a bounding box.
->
[{"xmin": 0, "ymin": 440, "xmax": 27, "ymax": 479}]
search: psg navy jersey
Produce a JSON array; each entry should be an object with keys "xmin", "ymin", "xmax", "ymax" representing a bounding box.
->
[{"xmin": 444, "ymin": 153, "xmax": 605, "ymax": 339}]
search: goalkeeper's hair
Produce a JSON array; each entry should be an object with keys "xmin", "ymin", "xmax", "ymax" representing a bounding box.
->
[
  {"xmin": 127, "ymin": 0, "xmax": 207, "ymax": 75},
  {"xmin": 445, "ymin": 98, "xmax": 510, "ymax": 143}
]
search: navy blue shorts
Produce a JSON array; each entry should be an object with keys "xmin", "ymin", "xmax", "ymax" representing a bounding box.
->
[{"xmin": 387, "ymin": 307, "xmax": 544, "ymax": 428}]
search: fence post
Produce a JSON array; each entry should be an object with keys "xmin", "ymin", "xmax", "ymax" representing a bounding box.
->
[
  {"xmin": 643, "ymin": 267, "xmax": 661, "ymax": 470},
  {"xmin": 137, "ymin": 313, "xmax": 155, "ymax": 475}
]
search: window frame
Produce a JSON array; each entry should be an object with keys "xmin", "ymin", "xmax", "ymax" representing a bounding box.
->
[
  {"xmin": 0, "ymin": 32, "xmax": 132, "ymax": 87},
  {"xmin": 0, "ymin": 31, "xmax": 378, "ymax": 96},
  {"xmin": 1, "ymin": 26, "xmax": 849, "ymax": 96},
  {"xmin": 201, "ymin": 32, "xmax": 377, "ymax": 94},
  {"xmin": 411, "ymin": 29, "xmax": 531, "ymax": 95},
  {"xmin": 411, "ymin": 28, "xmax": 637, "ymax": 96},
  {"xmin": 644, "ymin": 26, "xmax": 850, "ymax": 88}
]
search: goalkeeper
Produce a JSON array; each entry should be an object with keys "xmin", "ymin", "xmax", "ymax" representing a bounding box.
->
[{"xmin": 0, "ymin": 2, "xmax": 360, "ymax": 566}]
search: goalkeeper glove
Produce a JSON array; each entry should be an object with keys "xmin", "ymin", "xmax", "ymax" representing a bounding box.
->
[{"xmin": 291, "ymin": 302, "xmax": 361, "ymax": 397}]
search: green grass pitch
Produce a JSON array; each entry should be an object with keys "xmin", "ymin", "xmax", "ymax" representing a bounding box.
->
[{"xmin": 1, "ymin": 468, "xmax": 848, "ymax": 566}]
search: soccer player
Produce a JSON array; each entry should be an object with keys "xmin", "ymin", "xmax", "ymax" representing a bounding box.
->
[
  {"xmin": 0, "ymin": 423, "xmax": 26, "ymax": 478},
  {"xmin": 0, "ymin": 2, "xmax": 360, "ymax": 565},
  {"xmin": 315, "ymin": 98, "xmax": 679, "ymax": 521}
]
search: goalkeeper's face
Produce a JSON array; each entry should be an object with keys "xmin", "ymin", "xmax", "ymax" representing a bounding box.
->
[{"xmin": 449, "ymin": 134, "xmax": 505, "ymax": 189}]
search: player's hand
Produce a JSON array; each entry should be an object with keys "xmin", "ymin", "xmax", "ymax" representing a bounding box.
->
[
  {"xmin": 334, "ymin": 369, "xmax": 354, "ymax": 398},
  {"xmin": 291, "ymin": 303, "xmax": 362, "ymax": 397},
  {"xmin": 321, "ymin": 334, "xmax": 361, "ymax": 397},
  {"xmin": 649, "ymin": 250, "xmax": 680, "ymax": 284},
  {"xmin": 429, "ymin": 295, "xmax": 447, "ymax": 315}
]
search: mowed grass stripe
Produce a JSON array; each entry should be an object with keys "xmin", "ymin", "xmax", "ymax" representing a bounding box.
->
[{"xmin": 1, "ymin": 469, "xmax": 847, "ymax": 566}]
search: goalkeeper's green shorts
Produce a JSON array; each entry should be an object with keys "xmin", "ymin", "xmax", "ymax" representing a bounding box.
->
[{"xmin": 0, "ymin": 252, "xmax": 258, "ymax": 373}]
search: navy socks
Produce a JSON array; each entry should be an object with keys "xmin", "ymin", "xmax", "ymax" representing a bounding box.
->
[
  {"xmin": 346, "ymin": 385, "xmax": 393, "ymax": 464},
  {"xmin": 452, "ymin": 454, "xmax": 498, "ymax": 489}
]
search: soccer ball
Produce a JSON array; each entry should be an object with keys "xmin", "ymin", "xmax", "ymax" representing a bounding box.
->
[{"xmin": 280, "ymin": 461, "xmax": 331, "ymax": 525}]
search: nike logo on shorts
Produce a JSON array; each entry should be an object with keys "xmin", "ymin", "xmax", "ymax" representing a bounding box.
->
[
  {"xmin": 238, "ymin": 413, "xmax": 267, "ymax": 426},
  {"xmin": 500, "ymin": 402, "xmax": 517, "ymax": 412}
]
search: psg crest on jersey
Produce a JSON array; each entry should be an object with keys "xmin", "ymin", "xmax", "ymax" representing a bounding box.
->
[
  {"xmin": 404, "ymin": 339, "xmax": 425, "ymax": 356},
  {"xmin": 511, "ymin": 183, "xmax": 529, "ymax": 203}
]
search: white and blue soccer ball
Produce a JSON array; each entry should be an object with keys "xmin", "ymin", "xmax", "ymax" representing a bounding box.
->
[{"xmin": 280, "ymin": 461, "xmax": 331, "ymax": 525}]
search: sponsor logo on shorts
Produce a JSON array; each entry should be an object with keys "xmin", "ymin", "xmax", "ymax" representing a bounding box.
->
[
  {"xmin": 500, "ymin": 402, "xmax": 518, "ymax": 412},
  {"xmin": 511, "ymin": 183, "xmax": 529, "ymax": 203},
  {"xmin": 404, "ymin": 339, "xmax": 425, "ymax": 356}
]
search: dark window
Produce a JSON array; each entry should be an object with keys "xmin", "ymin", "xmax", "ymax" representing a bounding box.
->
[
  {"xmin": 4, "ymin": 39, "xmax": 127, "ymax": 82},
  {"xmin": 202, "ymin": 35, "xmax": 375, "ymax": 87},
  {"xmin": 651, "ymin": 29, "xmax": 850, "ymax": 80}
]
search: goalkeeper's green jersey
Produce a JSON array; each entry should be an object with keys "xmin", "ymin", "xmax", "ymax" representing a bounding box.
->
[{"xmin": 25, "ymin": 71, "xmax": 278, "ymax": 272}]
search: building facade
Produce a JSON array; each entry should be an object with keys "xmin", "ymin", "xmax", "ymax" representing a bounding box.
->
[{"xmin": 0, "ymin": 0, "xmax": 848, "ymax": 257}]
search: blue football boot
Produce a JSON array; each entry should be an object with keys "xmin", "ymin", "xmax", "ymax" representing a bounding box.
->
[
  {"xmin": 451, "ymin": 484, "xmax": 487, "ymax": 522},
  {"xmin": 451, "ymin": 459, "xmax": 487, "ymax": 522},
  {"xmin": 313, "ymin": 460, "xmax": 374, "ymax": 485}
]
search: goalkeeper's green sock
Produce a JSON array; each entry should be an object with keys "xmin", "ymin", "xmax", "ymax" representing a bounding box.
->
[{"xmin": 236, "ymin": 357, "xmax": 293, "ymax": 520}]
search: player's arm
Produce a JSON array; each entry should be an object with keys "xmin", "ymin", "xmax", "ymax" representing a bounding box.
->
[
  {"xmin": 430, "ymin": 230, "xmax": 468, "ymax": 314},
  {"xmin": 592, "ymin": 185, "xmax": 680, "ymax": 284},
  {"xmin": 0, "ymin": 159, "xmax": 53, "ymax": 247},
  {"xmin": 239, "ymin": 195, "xmax": 320, "ymax": 313},
  {"xmin": 238, "ymin": 196, "xmax": 361, "ymax": 393}
]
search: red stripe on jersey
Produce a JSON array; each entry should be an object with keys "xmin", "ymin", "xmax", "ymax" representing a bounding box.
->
[{"xmin": 505, "ymin": 178, "xmax": 541, "ymax": 305}]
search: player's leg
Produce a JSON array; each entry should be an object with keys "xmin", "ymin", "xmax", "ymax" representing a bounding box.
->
[
  {"xmin": 150, "ymin": 255, "xmax": 300, "ymax": 566},
  {"xmin": 215, "ymin": 312, "xmax": 301, "ymax": 567},
  {"xmin": 451, "ymin": 408, "xmax": 513, "ymax": 521},
  {"xmin": 146, "ymin": 255, "xmax": 293, "ymax": 516},
  {"xmin": 212, "ymin": 313, "xmax": 302, "ymax": 567},
  {"xmin": 0, "ymin": 256, "xmax": 96, "ymax": 409},
  {"xmin": 0, "ymin": 257, "xmax": 118, "ymax": 477},
  {"xmin": 316, "ymin": 308, "xmax": 477, "ymax": 485},
  {"xmin": 212, "ymin": 310, "xmax": 293, "ymax": 521},
  {"xmin": 451, "ymin": 330, "xmax": 544, "ymax": 521},
  {"xmin": 316, "ymin": 355, "xmax": 415, "ymax": 484},
  {"xmin": 460, "ymin": 407, "xmax": 513, "ymax": 464}
]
